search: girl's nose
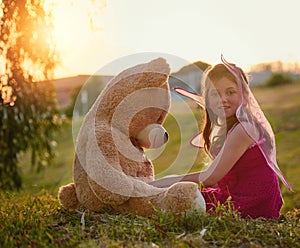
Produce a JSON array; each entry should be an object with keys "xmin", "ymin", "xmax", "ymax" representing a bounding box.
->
[{"xmin": 220, "ymin": 94, "xmax": 228, "ymax": 103}]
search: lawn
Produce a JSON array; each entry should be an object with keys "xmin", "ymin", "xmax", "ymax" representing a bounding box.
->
[
  {"xmin": 1, "ymin": 82, "xmax": 300, "ymax": 247},
  {"xmin": 1, "ymin": 189, "xmax": 299, "ymax": 247}
]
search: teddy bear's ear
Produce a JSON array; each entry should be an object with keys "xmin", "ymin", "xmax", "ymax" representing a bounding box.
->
[
  {"xmin": 146, "ymin": 57, "xmax": 171, "ymax": 75},
  {"xmin": 102, "ymin": 57, "xmax": 171, "ymax": 92}
]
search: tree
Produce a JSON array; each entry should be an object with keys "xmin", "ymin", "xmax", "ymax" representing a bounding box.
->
[
  {"xmin": 266, "ymin": 73, "xmax": 293, "ymax": 87},
  {"xmin": 0, "ymin": 0, "xmax": 61, "ymax": 190}
]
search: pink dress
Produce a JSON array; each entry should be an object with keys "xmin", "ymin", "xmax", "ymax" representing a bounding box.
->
[{"xmin": 201, "ymin": 139, "xmax": 283, "ymax": 219}]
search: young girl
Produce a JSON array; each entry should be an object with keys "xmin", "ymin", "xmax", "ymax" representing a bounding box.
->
[{"xmin": 149, "ymin": 55, "xmax": 292, "ymax": 219}]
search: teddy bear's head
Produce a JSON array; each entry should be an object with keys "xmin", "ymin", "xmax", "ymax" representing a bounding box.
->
[{"xmin": 94, "ymin": 57, "xmax": 171, "ymax": 150}]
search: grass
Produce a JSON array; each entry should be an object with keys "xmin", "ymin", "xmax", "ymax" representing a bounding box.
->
[
  {"xmin": 1, "ymin": 82, "xmax": 300, "ymax": 247},
  {"xmin": 1, "ymin": 190, "xmax": 299, "ymax": 247}
]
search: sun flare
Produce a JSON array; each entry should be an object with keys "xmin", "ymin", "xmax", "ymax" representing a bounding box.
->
[{"xmin": 49, "ymin": 0, "xmax": 107, "ymax": 78}]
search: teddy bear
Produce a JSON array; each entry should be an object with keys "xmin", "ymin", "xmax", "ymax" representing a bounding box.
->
[{"xmin": 58, "ymin": 57, "xmax": 206, "ymax": 216}]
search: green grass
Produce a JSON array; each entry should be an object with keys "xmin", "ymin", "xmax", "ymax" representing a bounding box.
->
[
  {"xmin": 1, "ymin": 190, "xmax": 299, "ymax": 247},
  {"xmin": 1, "ymin": 82, "xmax": 300, "ymax": 247},
  {"xmin": 21, "ymin": 120, "xmax": 75, "ymax": 195}
]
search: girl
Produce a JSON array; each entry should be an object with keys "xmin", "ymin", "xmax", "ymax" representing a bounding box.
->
[{"xmin": 149, "ymin": 55, "xmax": 292, "ymax": 219}]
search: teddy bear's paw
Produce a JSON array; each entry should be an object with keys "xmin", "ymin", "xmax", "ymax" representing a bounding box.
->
[
  {"xmin": 193, "ymin": 189, "xmax": 206, "ymax": 212},
  {"xmin": 58, "ymin": 183, "xmax": 80, "ymax": 209}
]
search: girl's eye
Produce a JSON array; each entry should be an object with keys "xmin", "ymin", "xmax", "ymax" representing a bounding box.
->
[{"xmin": 227, "ymin": 90, "xmax": 236, "ymax": 96}]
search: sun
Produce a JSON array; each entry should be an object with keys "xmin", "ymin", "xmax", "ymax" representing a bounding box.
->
[
  {"xmin": 48, "ymin": 0, "xmax": 107, "ymax": 78},
  {"xmin": 51, "ymin": 2, "xmax": 91, "ymax": 50}
]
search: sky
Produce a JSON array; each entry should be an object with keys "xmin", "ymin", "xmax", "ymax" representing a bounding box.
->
[{"xmin": 52, "ymin": 0, "xmax": 300, "ymax": 78}]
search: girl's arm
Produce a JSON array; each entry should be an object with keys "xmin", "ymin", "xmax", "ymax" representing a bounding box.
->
[
  {"xmin": 149, "ymin": 124, "xmax": 253, "ymax": 188},
  {"xmin": 148, "ymin": 172, "xmax": 201, "ymax": 188}
]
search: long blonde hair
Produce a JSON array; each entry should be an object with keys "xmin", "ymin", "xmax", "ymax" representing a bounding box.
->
[{"xmin": 201, "ymin": 64, "xmax": 248, "ymax": 155}]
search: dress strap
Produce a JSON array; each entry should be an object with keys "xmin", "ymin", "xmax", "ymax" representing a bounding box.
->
[{"xmin": 249, "ymin": 138, "xmax": 266, "ymax": 149}]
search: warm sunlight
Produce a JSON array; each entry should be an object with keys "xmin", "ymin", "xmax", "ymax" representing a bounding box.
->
[
  {"xmin": 49, "ymin": 0, "xmax": 300, "ymax": 78},
  {"xmin": 52, "ymin": 2, "xmax": 95, "ymax": 49},
  {"xmin": 50, "ymin": 0, "xmax": 110, "ymax": 78}
]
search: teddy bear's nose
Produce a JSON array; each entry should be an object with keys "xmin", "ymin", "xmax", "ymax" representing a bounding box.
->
[{"xmin": 164, "ymin": 132, "xmax": 169, "ymax": 143}]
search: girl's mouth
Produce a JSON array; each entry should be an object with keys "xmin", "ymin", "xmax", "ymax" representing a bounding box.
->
[{"xmin": 219, "ymin": 105, "xmax": 230, "ymax": 110}]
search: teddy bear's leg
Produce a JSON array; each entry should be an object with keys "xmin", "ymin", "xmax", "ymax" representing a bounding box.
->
[
  {"xmin": 113, "ymin": 182, "xmax": 206, "ymax": 216},
  {"xmin": 87, "ymin": 177, "xmax": 130, "ymax": 206},
  {"xmin": 156, "ymin": 182, "xmax": 206, "ymax": 213},
  {"xmin": 112, "ymin": 196, "xmax": 159, "ymax": 216}
]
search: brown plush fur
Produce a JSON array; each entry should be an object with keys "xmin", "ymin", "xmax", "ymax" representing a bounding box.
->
[{"xmin": 58, "ymin": 58, "xmax": 205, "ymax": 216}]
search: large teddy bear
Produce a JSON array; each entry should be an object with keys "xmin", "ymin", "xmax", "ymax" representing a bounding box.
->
[{"xmin": 58, "ymin": 58, "xmax": 206, "ymax": 216}]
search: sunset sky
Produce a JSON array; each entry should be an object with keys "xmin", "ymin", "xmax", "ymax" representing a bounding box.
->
[{"xmin": 52, "ymin": 0, "xmax": 300, "ymax": 78}]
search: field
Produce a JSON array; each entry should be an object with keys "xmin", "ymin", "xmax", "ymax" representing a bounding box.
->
[{"xmin": 1, "ymin": 82, "xmax": 300, "ymax": 247}]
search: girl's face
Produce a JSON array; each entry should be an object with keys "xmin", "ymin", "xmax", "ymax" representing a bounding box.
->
[{"xmin": 207, "ymin": 77, "xmax": 242, "ymax": 118}]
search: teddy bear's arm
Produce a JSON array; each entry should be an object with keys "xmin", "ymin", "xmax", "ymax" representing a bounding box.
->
[
  {"xmin": 84, "ymin": 122, "xmax": 134, "ymax": 205},
  {"xmin": 119, "ymin": 152, "xmax": 155, "ymax": 182}
]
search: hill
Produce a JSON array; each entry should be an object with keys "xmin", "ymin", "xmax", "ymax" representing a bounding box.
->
[
  {"xmin": 51, "ymin": 74, "xmax": 113, "ymax": 109},
  {"xmin": 50, "ymin": 60, "xmax": 300, "ymax": 112}
]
